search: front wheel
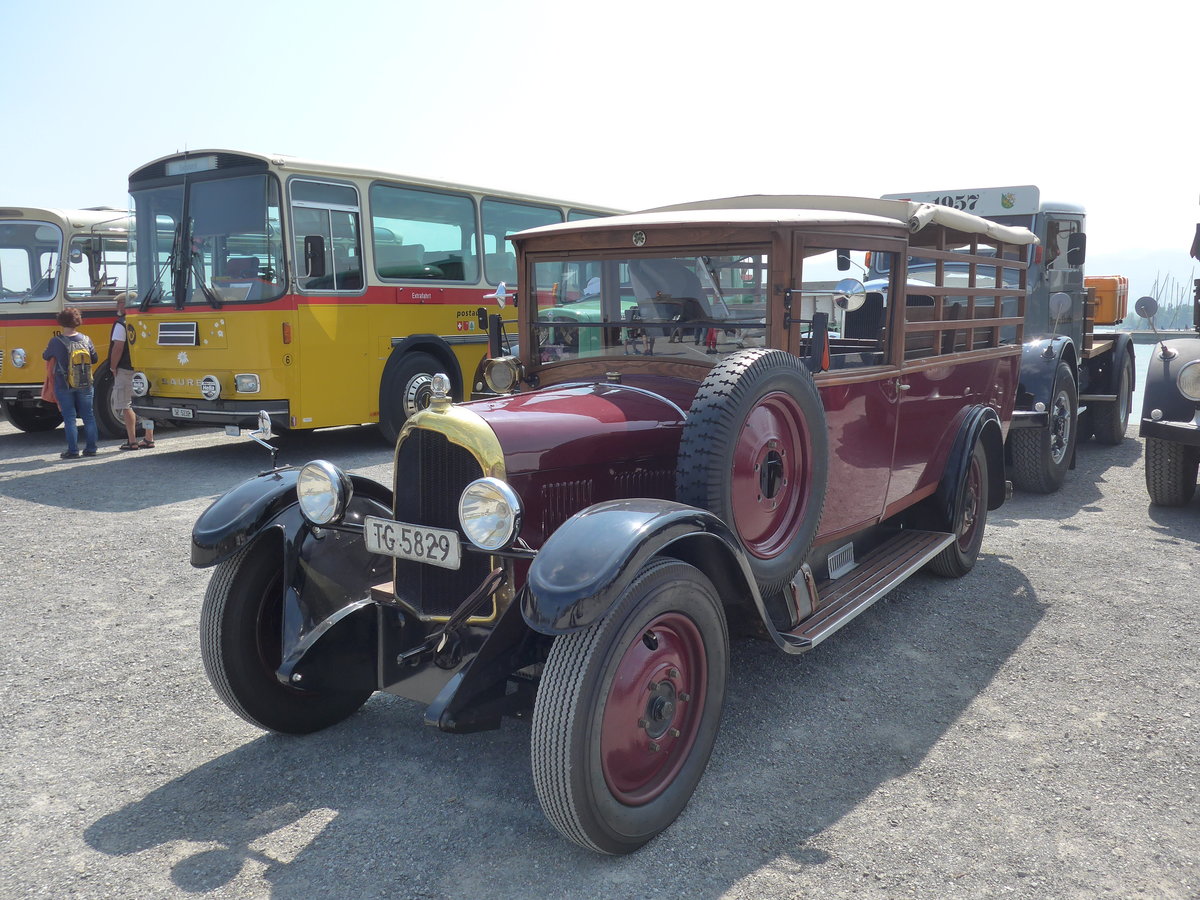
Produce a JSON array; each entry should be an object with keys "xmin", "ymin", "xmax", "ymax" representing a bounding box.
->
[
  {"xmin": 927, "ymin": 441, "xmax": 989, "ymax": 578},
  {"xmin": 199, "ymin": 535, "xmax": 372, "ymax": 733},
  {"xmin": 1010, "ymin": 361, "xmax": 1077, "ymax": 494},
  {"xmin": 1144, "ymin": 437, "xmax": 1199, "ymax": 507},
  {"xmin": 92, "ymin": 366, "xmax": 126, "ymax": 440},
  {"xmin": 3, "ymin": 399, "xmax": 62, "ymax": 432},
  {"xmin": 1091, "ymin": 352, "xmax": 1133, "ymax": 446},
  {"xmin": 531, "ymin": 559, "xmax": 729, "ymax": 854}
]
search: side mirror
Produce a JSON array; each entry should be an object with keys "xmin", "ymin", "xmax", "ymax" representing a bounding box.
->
[
  {"xmin": 1049, "ymin": 291, "xmax": 1072, "ymax": 319},
  {"xmin": 477, "ymin": 306, "xmax": 488, "ymax": 330},
  {"xmin": 1134, "ymin": 295, "xmax": 1158, "ymax": 320},
  {"xmin": 836, "ymin": 250, "xmax": 851, "ymax": 272},
  {"xmin": 69, "ymin": 247, "xmax": 84, "ymax": 264},
  {"xmin": 303, "ymin": 235, "xmax": 326, "ymax": 279},
  {"xmin": 832, "ymin": 278, "xmax": 868, "ymax": 312},
  {"xmin": 1066, "ymin": 232, "xmax": 1087, "ymax": 267}
]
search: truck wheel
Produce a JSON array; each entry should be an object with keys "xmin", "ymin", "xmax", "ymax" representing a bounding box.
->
[
  {"xmin": 531, "ymin": 559, "xmax": 728, "ymax": 854},
  {"xmin": 1091, "ymin": 352, "xmax": 1133, "ymax": 446},
  {"xmin": 92, "ymin": 366, "xmax": 126, "ymax": 440},
  {"xmin": 3, "ymin": 399, "xmax": 62, "ymax": 432},
  {"xmin": 378, "ymin": 351, "xmax": 448, "ymax": 445},
  {"xmin": 676, "ymin": 348, "xmax": 828, "ymax": 596},
  {"xmin": 927, "ymin": 441, "xmax": 989, "ymax": 578},
  {"xmin": 1009, "ymin": 361, "xmax": 1077, "ymax": 494},
  {"xmin": 1145, "ymin": 437, "xmax": 1199, "ymax": 507},
  {"xmin": 199, "ymin": 534, "xmax": 372, "ymax": 734}
]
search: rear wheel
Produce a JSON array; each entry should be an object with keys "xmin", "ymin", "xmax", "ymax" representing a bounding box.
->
[
  {"xmin": 199, "ymin": 535, "xmax": 372, "ymax": 733},
  {"xmin": 927, "ymin": 441, "xmax": 989, "ymax": 578},
  {"xmin": 1145, "ymin": 437, "xmax": 1199, "ymax": 507},
  {"xmin": 378, "ymin": 351, "xmax": 448, "ymax": 445},
  {"xmin": 3, "ymin": 399, "xmax": 62, "ymax": 432},
  {"xmin": 1010, "ymin": 361, "xmax": 1077, "ymax": 493},
  {"xmin": 1091, "ymin": 352, "xmax": 1133, "ymax": 446},
  {"xmin": 531, "ymin": 559, "xmax": 728, "ymax": 854},
  {"xmin": 92, "ymin": 366, "xmax": 126, "ymax": 439}
]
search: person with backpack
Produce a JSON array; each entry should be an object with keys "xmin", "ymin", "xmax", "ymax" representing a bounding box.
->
[
  {"xmin": 42, "ymin": 306, "xmax": 98, "ymax": 459},
  {"xmin": 109, "ymin": 291, "xmax": 154, "ymax": 450}
]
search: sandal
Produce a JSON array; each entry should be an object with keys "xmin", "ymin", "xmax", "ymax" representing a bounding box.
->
[
  {"xmin": 118, "ymin": 442, "xmax": 140, "ymax": 451},
  {"xmin": 138, "ymin": 439, "xmax": 155, "ymax": 448}
]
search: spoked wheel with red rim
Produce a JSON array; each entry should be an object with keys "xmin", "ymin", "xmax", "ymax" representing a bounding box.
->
[
  {"xmin": 677, "ymin": 348, "xmax": 828, "ymax": 595},
  {"xmin": 531, "ymin": 559, "xmax": 728, "ymax": 854},
  {"xmin": 927, "ymin": 440, "xmax": 989, "ymax": 578}
]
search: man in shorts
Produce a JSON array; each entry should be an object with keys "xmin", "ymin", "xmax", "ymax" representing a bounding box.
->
[{"xmin": 110, "ymin": 292, "xmax": 155, "ymax": 450}]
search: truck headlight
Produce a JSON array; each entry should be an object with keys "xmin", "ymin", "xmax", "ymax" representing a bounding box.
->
[
  {"xmin": 1177, "ymin": 360, "xmax": 1200, "ymax": 403},
  {"xmin": 458, "ymin": 477, "xmax": 522, "ymax": 550},
  {"xmin": 483, "ymin": 356, "xmax": 522, "ymax": 393},
  {"xmin": 297, "ymin": 460, "xmax": 353, "ymax": 525},
  {"xmin": 11, "ymin": 348, "xmax": 26, "ymax": 368}
]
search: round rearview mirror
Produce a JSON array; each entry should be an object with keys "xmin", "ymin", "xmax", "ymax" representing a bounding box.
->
[
  {"xmin": 256, "ymin": 410, "xmax": 273, "ymax": 440},
  {"xmin": 832, "ymin": 278, "xmax": 868, "ymax": 312},
  {"xmin": 1134, "ymin": 295, "xmax": 1158, "ymax": 319},
  {"xmin": 1048, "ymin": 291, "xmax": 1072, "ymax": 318},
  {"xmin": 69, "ymin": 247, "xmax": 83, "ymax": 264}
]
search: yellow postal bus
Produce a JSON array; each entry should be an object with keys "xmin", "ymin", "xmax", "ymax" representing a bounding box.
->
[
  {"xmin": 0, "ymin": 206, "xmax": 131, "ymax": 436},
  {"xmin": 125, "ymin": 150, "xmax": 618, "ymax": 441}
]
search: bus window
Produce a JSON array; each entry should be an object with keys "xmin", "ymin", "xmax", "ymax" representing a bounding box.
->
[
  {"xmin": 66, "ymin": 235, "xmax": 129, "ymax": 298},
  {"xmin": 369, "ymin": 183, "xmax": 478, "ymax": 282},
  {"xmin": 292, "ymin": 180, "xmax": 363, "ymax": 292},
  {"xmin": 481, "ymin": 199, "xmax": 562, "ymax": 285}
]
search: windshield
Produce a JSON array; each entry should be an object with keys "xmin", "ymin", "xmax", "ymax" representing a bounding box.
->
[
  {"xmin": 530, "ymin": 252, "xmax": 768, "ymax": 364},
  {"xmin": 131, "ymin": 174, "xmax": 285, "ymax": 307},
  {"xmin": 0, "ymin": 220, "xmax": 62, "ymax": 303}
]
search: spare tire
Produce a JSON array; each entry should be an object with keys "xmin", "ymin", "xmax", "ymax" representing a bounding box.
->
[{"xmin": 676, "ymin": 349, "xmax": 828, "ymax": 595}]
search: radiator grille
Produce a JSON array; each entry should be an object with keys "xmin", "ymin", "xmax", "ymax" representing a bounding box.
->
[
  {"xmin": 392, "ymin": 428, "xmax": 489, "ymax": 618},
  {"xmin": 157, "ymin": 322, "xmax": 198, "ymax": 346},
  {"xmin": 0, "ymin": 349, "xmax": 4, "ymax": 375}
]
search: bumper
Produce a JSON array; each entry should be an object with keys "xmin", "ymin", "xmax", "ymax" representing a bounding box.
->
[
  {"xmin": 1140, "ymin": 417, "xmax": 1200, "ymax": 447},
  {"xmin": 133, "ymin": 394, "xmax": 290, "ymax": 430},
  {"xmin": 1, "ymin": 384, "xmax": 42, "ymax": 403},
  {"xmin": 1008, "ymin": 409, "xmax": 1049, "ymax": 430}
]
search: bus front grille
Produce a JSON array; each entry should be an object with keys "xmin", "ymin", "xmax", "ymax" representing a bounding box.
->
[{"xmin": 391, "ymin": 428, "xmax": 490, "ymax": 619}]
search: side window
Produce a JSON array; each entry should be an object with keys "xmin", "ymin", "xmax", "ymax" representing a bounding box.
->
[
  {"xmin": 799, "ymin": 247, "xmax": 889, "ymax": 369},
  {"xmin": 291, "ymin": 180, "xmax": 362, "ymax": 292},
  {"xmin": 481, "ymin": 199, "xmax": 561, "ymax": 285},
  {"xmin": 369, "ymin": 183, "xmax": 478, "ymax": 282},
  {"xmin": 66, "ymin": 236, "xmax": 129, "ymax": 298}
]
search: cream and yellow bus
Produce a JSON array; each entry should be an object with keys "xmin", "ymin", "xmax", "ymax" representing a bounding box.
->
[
  {"xmin": 125, "ymin": 149, "xmax": 619, "ymax": 441},
  {"xmin": 0, "ymin": 206, "xmax": 132, "ymax": 436}
]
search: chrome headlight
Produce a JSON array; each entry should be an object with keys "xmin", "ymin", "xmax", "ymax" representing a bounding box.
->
[
  {"xmin": 200, "ymin": 375, "xmax": 221, "ymax": 401},
  {"xmin": 458, "ymin": 477, "xmax": 522, "ymax": 550},
  {"xmin": 483, "ymin": 356, "xmax": 522, "ymax": 394},
  {"xmin": 11, "ymin": 348, "xmax": 26, "ymax": 368},
  {"xmin": 1177, "ymin": 359, "xmax": 1200, "ymax": 403},
  {"xmin": 131, "ymin": 372, "xmax": 148, "ymax": 397},
  {"xmin": 297, "ymin": 460, "xmax": 353, "ymax": 525}
]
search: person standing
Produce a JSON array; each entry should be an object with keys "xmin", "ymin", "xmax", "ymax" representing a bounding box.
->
[
  {"xmin": 109, "ymin": 292, "xmax": 155, "ymax": 449},
  {"xmin": 43, "ymin": 307, "xmax": 98, "ymax": 459}
]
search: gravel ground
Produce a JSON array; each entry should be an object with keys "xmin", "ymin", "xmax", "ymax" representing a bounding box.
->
[{"xmin": 0, "ymin": 413, "xmax": 1197, "ymax": 900}]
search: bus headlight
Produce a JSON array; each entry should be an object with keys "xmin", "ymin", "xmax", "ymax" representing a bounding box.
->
[
  {"xmin": 11, "ymin": 348, "xmax": 26, "ymax": 368},
  {"xmin": 458, "ymin": 477, "xmax": 522, "ymax": 550},
  {"xmin": 483, "ymin": 356, "xmax": 522, "ymax": 394},
  {"xmin": 297, "ymin": 460, "xmax": 353, "ymax": 525},
  {"xmin": 1177, "ymin": 360, "xmax": 1200, "ymax": 403},
  {"xmin": 234, "ymin": 374, "xmax": 260, "ymax": 394},
  {"xmin": 131, "ymin": 372, "xmax": 148, "ymax": 397},
  {"xmin": 200, "ymin": 375, "xmax": 221, "ymax": 401}
]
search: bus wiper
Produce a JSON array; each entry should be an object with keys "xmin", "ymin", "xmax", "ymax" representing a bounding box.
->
[
  {"xmin": 140, "ymin": 221, "xmax": 182, "ymax": 310},
  {"xmin": 16, "ymin": 263, "xmax": 55, "ymax": 304},
  {"xmin": 189, "ymin": 244, "xmax": 222, "ymax": 310}
]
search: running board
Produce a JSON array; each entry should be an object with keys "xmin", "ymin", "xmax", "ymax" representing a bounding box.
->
[{"xmin": 781, "ymin": 529, "xmax": 955, "ymax": 651}]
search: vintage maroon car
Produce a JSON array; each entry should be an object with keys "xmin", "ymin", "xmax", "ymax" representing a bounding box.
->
[{"xmin": 191, "ymin": 196, "xmax": 1035, "ymax": 853}]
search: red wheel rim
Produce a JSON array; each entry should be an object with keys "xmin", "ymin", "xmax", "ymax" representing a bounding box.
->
[
  {"xmin": 600, "ymin": 612, "xmax": 707, "ymax": 805},
  {"xmin": 956, "ymin": 454, "xmax": 983, "ymax": 551},
  {"xmin": 729, "ymin": 391, "xmax": 812, "ymax": 559}
]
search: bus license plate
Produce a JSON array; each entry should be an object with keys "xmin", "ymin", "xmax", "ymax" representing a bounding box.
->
[
  {"xmin": 364, "ymin": 516, "xmax": 461, "ymax": 570},
  {"xmin": 171, "ymin": 407, "xmax": 194, "ymax": 419}
]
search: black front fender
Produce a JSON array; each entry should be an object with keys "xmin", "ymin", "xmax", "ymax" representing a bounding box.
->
[
  {"xmin": 522, "ymin": 499, "xmax": 757, "ymax": 635},
  {"xmin": 1015, "ymin": 334, "xmax": 1075, "ymax": 413},
  {"xmin": 192, "ymin": 469, "xmax": 301, "ymax": 569}
]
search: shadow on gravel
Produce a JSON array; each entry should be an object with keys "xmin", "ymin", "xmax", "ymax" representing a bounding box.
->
[
  {"xmin": 84, "ymin": 558, "xmax": 1043, "ymax": 899},
  {"xmin": 0, "ymin": 425, "xmax": 393, "ymax": 512}
]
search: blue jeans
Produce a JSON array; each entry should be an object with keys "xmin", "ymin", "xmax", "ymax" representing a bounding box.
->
[{"xmin": 57, "ymin": 386, "xmax": 98, "ymax": 454}]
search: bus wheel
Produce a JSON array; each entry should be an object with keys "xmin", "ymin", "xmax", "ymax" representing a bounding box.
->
[
  {"xmin": 379, "ymin": 351, "xmax": 448, "ymax": 444},
  {"xmin": 3, "ymin": 400, "xmax": 62, "ymax": 432},
  {"xmin": 92, "ymin": 366, "xmax": 126, "ymax": 440},
  {"xmin": 1010, "ymin": 362, "xmax": 1077, "ymax": 494},
  {"xmin": 200, "ymin": 533, "xmax": 372, "ymax": 734},
  {"xmin": 531, "ymin": 559, "xmax": 728, "ymax": 854}
]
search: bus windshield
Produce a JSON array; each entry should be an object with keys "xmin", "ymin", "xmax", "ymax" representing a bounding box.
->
[
  {"xmin": 0, "ymin": 220, "xmax": 62, "ymax": 303},
  {"xmin": 132, "ymin": 174, "xmax": 285, "ymax": 307}
]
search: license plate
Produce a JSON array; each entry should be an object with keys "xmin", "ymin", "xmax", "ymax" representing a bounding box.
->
[
  {"xmin": 171, "ymin": 407, "xmax": 194, "ymax": 419},
  {"xmin": 364, "ymin": 516, "xmax": 461, "ymax": 570}
]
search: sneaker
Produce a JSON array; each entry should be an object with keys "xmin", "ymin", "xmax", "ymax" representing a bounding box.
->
[
  {"xmin": 82, "ymin": 449, "xmax": 98, "ymax": 457},
  {"xmin": 60, "ymin": 451, "xmax": 80, "ymax": 459}
]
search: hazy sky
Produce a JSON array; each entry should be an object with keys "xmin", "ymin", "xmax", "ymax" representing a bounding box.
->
[{"xmin": 3, "ymin": 0, "xmax": 1196, "ymax": 286}]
